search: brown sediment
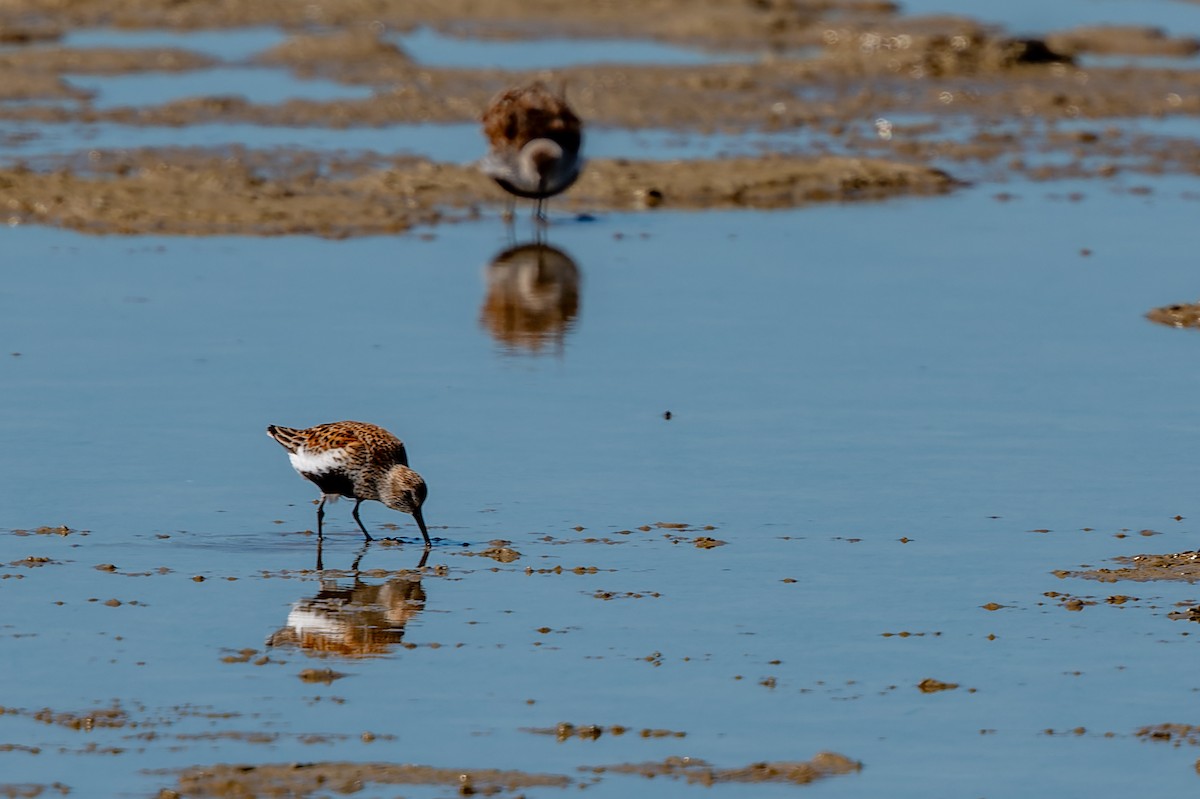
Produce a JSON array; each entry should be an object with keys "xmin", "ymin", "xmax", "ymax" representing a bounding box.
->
[
  {"xmin": 168, "ymin": 762, "xmax": 572, "ymax": 797},
  {"xmin": 11, "ymin": 526, "xmax": 78, "ymax": 536},
  {"xmin": 584, "ymin": 751, "xmax": 861, "ymax": 786},
  {"xmin": 1066, "ymin": 551, "xmax": 1200, "ymax": 583},
  {"xmin": 0, "ymin": 149, "xmax": 955, "ymax": 237},
  {"xmin": 459, "ymin": 540, "xmax": 523, "ymax": 562},
  {"xmin": 1136, "ymin": 723, "xmax": 1200, "ymax": 745},
  {"xmin": 297, "ymin": 668, "xmax": 347, "ymax": 684},
  {"xmin": 0, "ymin": 46, "xmax": 215, "ymax": 75},
  {"xmin": 0, "ymin": 784, "xmax": 71, "ymax": 798},
  {"xmin": 0, "ymin": 0, "xmax": 899, "ymax": 45},
  {"xmin": 1045, "ymin": 25, "xmax": 1200, "ymax": 57},
  {"xmin": 23, "ymin": 704, "xmax": 130, "ymax": 731},
  {"xmin": 256, "ymin": 29, "xmax": 414, "ymax": 74},
  {"xmin": 1146, "ymin": 303, "xmax": 1200, "ymax": 330},
  {"xmin": 916, "ymin": 678, "xmax": 958, "ymax": 693},
  {"xmin": 0, "ymin": 2, "xmax": 1193, "ymax": 238}
]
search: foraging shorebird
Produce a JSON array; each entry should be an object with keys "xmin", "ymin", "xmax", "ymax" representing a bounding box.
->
[
  {"xmin": 266, "ymin": 421, "xmax": 431, "ymax": 546},
  {"xmin": 480, "ymin": 81, "xmax": 584, "ymax": 220}
]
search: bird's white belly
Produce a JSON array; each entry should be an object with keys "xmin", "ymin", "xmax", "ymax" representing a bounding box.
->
[{"xmin": 289, "ymin": 447, "xmax": 345, "ymax": 476}]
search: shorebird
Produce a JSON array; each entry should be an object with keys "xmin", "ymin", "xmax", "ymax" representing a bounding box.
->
[
  {"xmin": 480, "ymin": 81, "xmax": 584, "ymax": 221},
  {"xmin": 266, "ymin": 421, "xmax": 431, "ymax": 546}
]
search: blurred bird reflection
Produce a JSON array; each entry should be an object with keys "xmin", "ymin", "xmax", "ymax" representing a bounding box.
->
[
  {"xmin": 480, "ymin": 242, "xmax": 580, "ymax": 354},
  {"xmin": 266, "ymin": 544, "xmax": 427, "ymax": 658}
]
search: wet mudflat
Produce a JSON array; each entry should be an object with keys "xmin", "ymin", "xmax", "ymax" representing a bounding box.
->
[{"xmin": 3, "ymin": 1, "xmax": 1200, "ymax": 797}]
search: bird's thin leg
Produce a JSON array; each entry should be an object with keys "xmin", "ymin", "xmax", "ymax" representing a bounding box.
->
[
  {"xmin": 351, "ymin": 499, "xmax": 374, "ymax": 541},
  {"xmin": 415, "ymin": 548, "xmax": 430, "ymax": 569},
  {"xmin": 316, "ymin": 496, "xmax": 327, "ymax": 539},
  {"xmin": 315, "ymin": 534, "xmax": 325, "ymax": 572}
]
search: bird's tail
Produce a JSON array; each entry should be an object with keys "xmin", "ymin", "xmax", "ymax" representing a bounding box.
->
[{"xmin": 266, "ymin": 424, "xmax": 305, "ymax": 453}]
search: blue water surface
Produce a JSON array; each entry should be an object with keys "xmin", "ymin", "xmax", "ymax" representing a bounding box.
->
[{"xmin": 2, "ymin": 176, "xmax": 1200, "ymax": 796}]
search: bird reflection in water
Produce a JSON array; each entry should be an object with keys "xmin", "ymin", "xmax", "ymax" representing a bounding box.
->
[
  {"xmin": 480, "ymin": 242, "xmax": 581, "ymax": 354},
  {"xmin": 266, "ymin": 542, "xmax": 427, "ymax": 658}
]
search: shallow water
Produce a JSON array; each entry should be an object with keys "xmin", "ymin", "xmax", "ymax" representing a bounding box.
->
[
  {"xmin": 0, "ymin": 121, "xmax": 815, "ymax": 165},
  {"xmin": 61, "ymin": 27, "xmax": 289, "ymax": 62},
  {"xmin": 66, "ymin": 66, "xmax": 374, "ymax": 108},
  {"xmin": 395, "ymin": 26, "xmax": 757, "ymax": 68},
  {"xmin": 904, "ymin": 0, "xmax": 1200, "ymax": 38},
  {"xmin": 4, "ymin": 2, "xmax": 1200, "ymax": 796},
  {"xmin": 4, "ymin": 174, "xmax": 1200, "ymax": 795},
  {"xmin": 52, "ymin": 25, "xmax": 756, "ymax": 71}
]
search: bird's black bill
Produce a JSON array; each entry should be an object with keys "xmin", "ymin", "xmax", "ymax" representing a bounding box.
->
[{"xmin": 414, "ymin": 508, "xmax": 432, "ymax": 548}]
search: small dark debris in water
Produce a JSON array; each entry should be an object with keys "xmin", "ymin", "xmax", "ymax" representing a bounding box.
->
[
  {"xmin": 11, "ymin": 557, "xmax": 55, "ymax": 568},
  {"xmin": 592, "ymin": 590, "xmax": 661, "ymax": 600},
  {"xmin": 663, "ymin": 410, "xmax": 672, "ymax": 420},
  {"xmin": 526, "ymin": 723, "xmax": 685, "ymax": 742},
  {"xmin": 981, "ymin": 602, "xmax": 1006, "ymax": 611},
  {"xmin": 299, "ymin": 668, "xmax": 347, "ymax": 684},
  {"xmin": 917, "ymin": 678, "xmax": 958, "ymax": 693},
  {"xmin": 693, "ymin": 537, "xmax": 726, "ymax": 549},
  {"xmin": 221, "ymin": 648, "xmax": 260, "ymax": 664},
  {"xmin": 1080, "ymin": 248, "xmax": 1092, "ymax": 256},
  {"xmin": 94, "ymin": 564, "xmax": 117, "ymax": 572},
  {"xmin": 524, "ymin": 565, "xmax": 605, "ymax": 575},
  {"xmin": 576, "ymin": 213, "xmax": 597, "ymax": 222}
]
